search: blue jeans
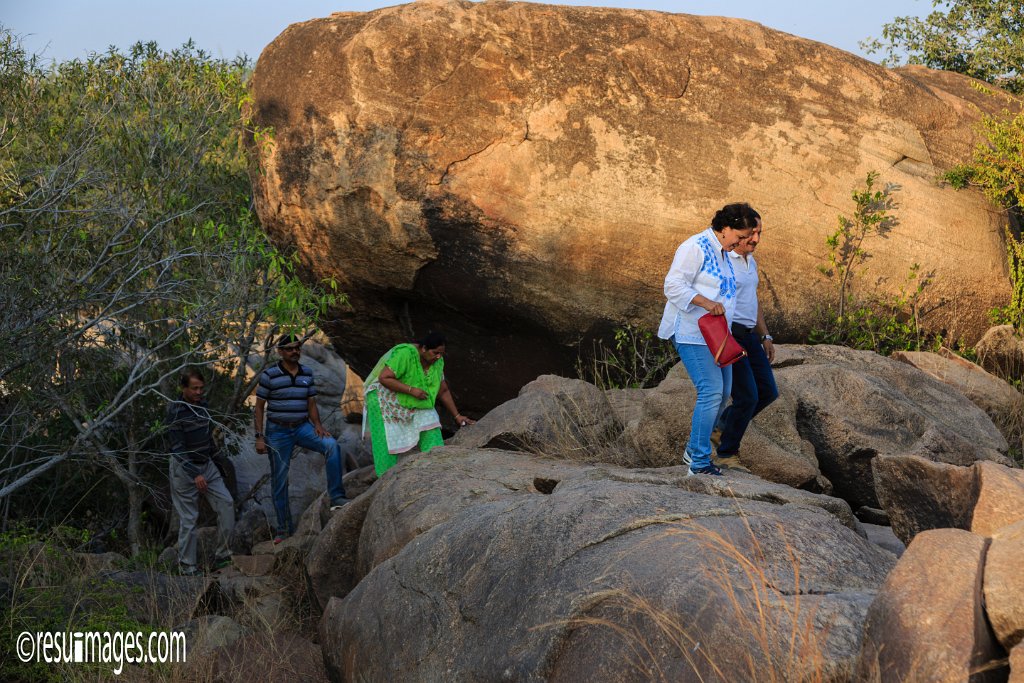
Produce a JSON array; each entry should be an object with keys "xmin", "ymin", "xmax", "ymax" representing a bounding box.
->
[
  {"xmin": 675, "ymin": 341, "xmax": 732, "ymax": 469},
  {"xmin": 266, "ymin": 420, "xmax": 345, "ymax": 535},
  {"xmin": 718, "ymin": 332, "xmax": 779, "ymax": 456}
]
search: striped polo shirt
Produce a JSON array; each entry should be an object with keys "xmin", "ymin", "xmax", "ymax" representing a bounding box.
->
[{"xmin": 256, "ymin": 362, "xmax": 318, "ymax": 423}]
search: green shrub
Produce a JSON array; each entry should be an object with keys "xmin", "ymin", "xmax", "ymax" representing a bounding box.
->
[{"xmin": 576, "ymin": 324, "xmax": 675, "ymax": 390}]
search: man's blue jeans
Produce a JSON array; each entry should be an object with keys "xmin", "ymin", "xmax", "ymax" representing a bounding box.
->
[
  {"xmin": 675, "ymin": 341, "xmax": 732, "ymax": 469},
  {"xmin": 717, "ymin": 331, "xmax": 779, "ymax": 456},
  {"xmin": 266, "ymin": 420, "xmax": 345, "ymax": 535}
]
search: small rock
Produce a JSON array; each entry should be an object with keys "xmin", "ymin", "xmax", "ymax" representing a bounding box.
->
[
  {"xmin": 971, "ymin": 461, "xmax": 1024, "ymax": 536},
  {"xmin": 860, "ymin": 523, "xmax": 905, "ymax": 558},
  {"xmin": 855, "ymin": 506, "xmax": 889, "ymax": 526}
]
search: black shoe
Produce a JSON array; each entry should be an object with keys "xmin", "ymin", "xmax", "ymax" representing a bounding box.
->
[
  {"xmin": 330, "ymin": 498, "xmax": 350, "ymax": 511},
  {"xmin": 690, "ymin": 464, "xmax": 724, "ymax": 476}
]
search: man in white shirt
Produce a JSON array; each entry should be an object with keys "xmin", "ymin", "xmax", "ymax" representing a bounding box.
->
[{"xmin": 716, "ymin": 210, "xmax": 779, "ymax": 467}]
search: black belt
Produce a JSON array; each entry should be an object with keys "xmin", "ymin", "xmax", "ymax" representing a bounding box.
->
[
  {"xmin": 731, "ymin": 323, "xmax": 755, "ymax": 338},
  {"xmin": 268, "ymin": 417, "xmax": 308, "ymax": 428}
]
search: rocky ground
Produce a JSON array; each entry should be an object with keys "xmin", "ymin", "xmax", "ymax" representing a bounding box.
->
[{"xmin": 66, "ymin": 343, "xmax": 1024, "ymax": 682}]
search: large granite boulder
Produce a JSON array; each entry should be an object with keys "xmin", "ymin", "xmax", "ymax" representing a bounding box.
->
[
  {"xmin": 770, "ymin": 345, "xmax": 1008, "ymax": 510},
  {"xmin": 872, "ymin": 455, "xmax": 1024, "ymax": 544},
  {"xmin": 317, "ymin": 446, "xmax": 891, "ymax": 682},
  {"xmin": 248, "ymin": 0, "xmax": 1014, "ymax": 413},
  {"xmin": 891, "ymin": 349, "xmax": 1024, "ymax": 423},
  {"xmin": 856, "ymin": 529, "xmax": 1005, "ymax": 682},
  {"xmin": 451, "ymin": 374, "xmax": 623, "ymax": 462},
  {"xmin": 985, "ymin": 519, "xmax": 1024, "ymax": 652}
]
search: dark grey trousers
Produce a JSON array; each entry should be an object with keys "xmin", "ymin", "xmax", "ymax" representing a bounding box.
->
[{"xmin": 170, "ymin": 459, "xmax": 235, "ymax": 570}]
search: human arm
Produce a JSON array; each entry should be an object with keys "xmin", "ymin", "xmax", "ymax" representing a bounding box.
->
[
  {"xmin": 754, "ymin": 305, "xmax": 775, "ymax": 363},
  {"xmin": 437, "ymin": 380, "xmax": 475, "ymax": 427},
  {"xmin": 254, "ymin": 396, "xmax": 267, "ymax": 454},
  {"xmin": 308, "ymin": 397, "xmax": 331, "ymax": 438},
  {"xmin": 378, "ymin": 367, "xmax": 428, "ymax": 400},
  {"xmin": 664, "ymin": 241, "xmax": 723, "ymax": 315}
]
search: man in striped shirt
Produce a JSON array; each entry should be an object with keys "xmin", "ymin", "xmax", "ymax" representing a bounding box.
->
[
  {"xmin": 167, "ymin": 369, "xmax": 235, "ymax": 576},
  {"xmin": 255, "ymin": 335, "xmax": 348, "ymax": 542}
]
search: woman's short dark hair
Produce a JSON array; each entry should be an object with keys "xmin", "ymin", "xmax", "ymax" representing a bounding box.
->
[
  {"xmin": 415, "ymin": 331, "xmax": 447, "ymax": 350},
  {"xmin": 180, "ymin": 368, "xmax": 205, "ymax": 387},
  {"xmin": 711, "ymin": 203, "xmax": 759, "ymax": 232}
]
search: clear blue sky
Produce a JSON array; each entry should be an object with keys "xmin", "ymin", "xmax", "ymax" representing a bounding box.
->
[{"xmin": 5, "ymin": 0, "xmax": 933, "ymax": 64}]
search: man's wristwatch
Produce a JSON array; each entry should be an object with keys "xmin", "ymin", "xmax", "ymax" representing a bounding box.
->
[
  {"xmin": 255, "ymin": 432, "xmax": 264, "ymax": 439},
  {"xmin": 760, "ymin": 334, "xmax": 774, "ymax": 342}
]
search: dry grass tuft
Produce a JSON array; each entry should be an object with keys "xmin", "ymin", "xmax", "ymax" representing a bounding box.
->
[{"xmin": 549, "ymin": 514, "xmax": 860, "ymax": 682}]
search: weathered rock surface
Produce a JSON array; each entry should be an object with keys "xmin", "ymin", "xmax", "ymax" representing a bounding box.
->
[
  {"xmin": 306, "ymin": 485, "xmax": 377, "ymax": 611},
  {"xmin": 1012, "ymin": 642, "xmax": 1024, "ymax": 683},
  {"xmin": 180, "ymin": 615, "xmax": 247, "ymax": 657},
  {"xmin": 451, "ymin": 374, "xmax": 624, "ymax": 461},
  {"xmin": 861, "ymin": 523, "xmax": 905, "ymax": 558},
  {"xmin": 892, "ymin": 349, "xmax": 1024, "ymax": 422},
  {"xmin": 873, "ymin": 455, "xmax": 1024, "ymax": 544},
  {"xmin": 971, "ymin": 460, "xmax": 1024, "ymax": 536},
  {"xmin": 856, "ymin": 529, "xmax": 1005, "ymax": 682},
  {"xmin": 319, "ymin": 446, "xmax": 891, "ymax": 682},
  {"xmin": 985, "ymin": 519, "xmax": 1024, "ymax": 651},
  {"xmin": 772, "ymin": 345, "xmax": 1007, "ymax": 510},
  {"xmin": 975, "ymin": 325, "xmax": 1024, "ymax": 380},
  {"xmin": 872, "ymin": 454, "xmax": 979, "ymax": 545},
  {"xmin": 249, "ymin": 0, "xmax": 1014, "ymax": 413}
]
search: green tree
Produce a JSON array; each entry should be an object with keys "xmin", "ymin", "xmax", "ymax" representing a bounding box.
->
[
  {"xmin": 862, "ymin": 0, "xmax": 1024, "ymax": 94},
  {"xmin": 0, "ymin": 30, "xmax": 342, "ymax": 552}
]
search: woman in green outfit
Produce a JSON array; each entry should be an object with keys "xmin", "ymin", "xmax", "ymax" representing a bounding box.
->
[{"xmin": 363, "ymin": 332, "xmax": 476, "ymax": 476}]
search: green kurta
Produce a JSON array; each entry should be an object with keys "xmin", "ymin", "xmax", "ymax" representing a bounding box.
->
[{"xmin": 363, "ymin": 344, "xmax": 446, "ymax": 476}]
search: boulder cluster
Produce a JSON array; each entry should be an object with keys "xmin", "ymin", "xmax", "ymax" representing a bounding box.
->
[
  {"xmin": 302, "ymin": 344, "xmax": 1024, "ymax": 682},
  {"xmin": 72, "ymin": 341, "xmax": 1024, "ymax": 681}
]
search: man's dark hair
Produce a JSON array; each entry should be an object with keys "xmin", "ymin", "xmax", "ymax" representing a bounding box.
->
[
  {"xmin": 415, "ymin": 331, "xmax": 447, "ymax": 350},
  {"xmin": 180, "ymin": 368, "xmax": 205, "ymax": 387},
  {"xmin": 276, "ymin": 333, "xmax": 301, "ymax": 348},
  {"xmin": 711, "ymin": 203, "xmax": 758, "ymax": 232}
]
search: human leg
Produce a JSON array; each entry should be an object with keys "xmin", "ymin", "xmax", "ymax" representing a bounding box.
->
[
  {"xmin": 169, "ymin": 460, "xmax": 200, "ymax": 572},
  {"xmin": 265, "ymin": 425, "xmax": 297, "ymax": 536},
  {"xmin": 294, "ymin": 422, "xmax": 347, "ymax": 505},
  {"xmin": 418, "ymin": 427, "xmax": 444, "ymax": 453},
  {"xmin": 199, "ymin": 461, "xmax": 235, "ymax": 564},
  {"xmin": 366, "ymin": 390, "xmax": 398, "ymax": 476},
  {"xmin": 718, "ymin": 351, "xmax": 757, "ymax": 456},
  {"xmin": 746, "ymin": 337, "xmax": 779, "ymax": 416},
  {"xmin": 675, "ymin": 341, "xmax": 726, "ymax": 470}
]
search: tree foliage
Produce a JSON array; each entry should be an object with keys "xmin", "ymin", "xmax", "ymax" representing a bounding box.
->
[
  {"xmin": 0, "ymin": 29, "xmax": 342, "ymax": 549},
  {"xmin": 862, "ymin": 0, "xmax": 1024, "ymax": 94}
]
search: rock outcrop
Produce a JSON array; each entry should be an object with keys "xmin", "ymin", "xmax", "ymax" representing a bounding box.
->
[
  {"xmin": 317, "ymin": 447, "xmax": 892, "ymax": 682},
  {"xmin": 248, "ymin": 0, "xmax": 1014, "ymax": 413},
  {"xmin": 856, "ymin": 529, "xmax": 1004, "ymax": 682}
]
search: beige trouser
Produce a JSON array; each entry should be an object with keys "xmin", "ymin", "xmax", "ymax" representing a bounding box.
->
[{"xmin": 169, "ymin": 458, "xmax": 235, "ymax": 570}]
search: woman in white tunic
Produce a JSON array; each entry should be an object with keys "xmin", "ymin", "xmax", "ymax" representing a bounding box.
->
[{"xmin": 657, "ymin": 204, "xmax": 757, "ymax": 475}]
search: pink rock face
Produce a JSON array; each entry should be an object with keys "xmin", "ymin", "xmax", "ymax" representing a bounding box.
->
[{"xmin": 248, "ymin": 0, "xmax": 1014, "ymax": 411}]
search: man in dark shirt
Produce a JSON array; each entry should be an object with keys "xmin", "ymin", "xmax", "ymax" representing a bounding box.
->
[
  {"xmin": 255, "ymin": 335, "xmax": 347, "ymax": 542},
  {"xmin": 167, "ymin": 369, "xmax": 235, "ymax": 575}
]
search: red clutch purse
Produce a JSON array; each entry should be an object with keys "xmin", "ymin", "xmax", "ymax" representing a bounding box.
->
[{"xmin": 698, "ymin": 313, "xmax": 748, "ymax": 368}]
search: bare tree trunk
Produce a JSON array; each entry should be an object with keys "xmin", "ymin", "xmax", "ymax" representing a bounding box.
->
[{"xmin": 126, "ymin": 449, "xmax": 143, "ymax": 557}]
